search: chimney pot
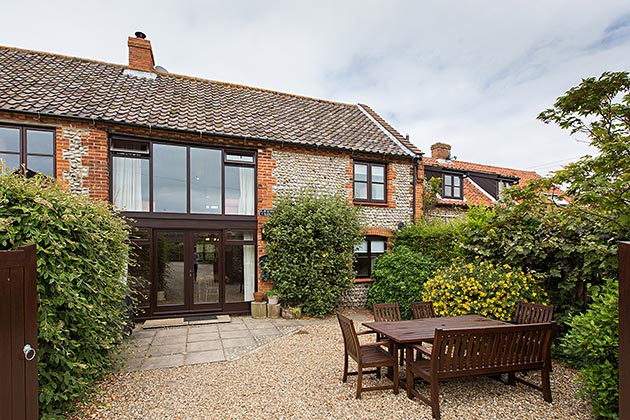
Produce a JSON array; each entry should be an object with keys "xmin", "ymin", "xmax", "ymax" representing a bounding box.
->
[
  {"xmin": 431, "ymin": 142, "xmax": 451, "ymax": 160},
  {"xmin": 128, "ymin": 32, "xmax": 155, "ymax": 71}
]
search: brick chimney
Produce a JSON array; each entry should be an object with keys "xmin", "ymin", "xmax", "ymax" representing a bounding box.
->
[
  {"xmin": 431, "ymin": 142, "xmax": 451, "ymax": 160},
  {"xmin": 128, "ymin": 31, "xmax": 155, "ymax": 71}
]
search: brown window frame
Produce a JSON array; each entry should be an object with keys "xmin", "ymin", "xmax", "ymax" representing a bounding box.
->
[
  {"xmin": 354, "ymin": 236, "xmax": 387, "ymax": 278},
  {"xmin": 442, "ymin": 173, "xmax": 463, "ymax": 199},
  {"xmin": 0, "ymin": 124, "xmax": 56, "ymax": 177},
  {"xmin": 353, "ymin": 161, "xmax": 387, "ymax": 203},
  {"xmin": 109, "ymin": 136, "xmax": 257, "ymax": 217}
]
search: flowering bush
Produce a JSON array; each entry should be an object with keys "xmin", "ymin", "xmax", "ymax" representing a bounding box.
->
[{"xmin": 422, "ymin": 258, "xmax": 548, "ymax": 321}]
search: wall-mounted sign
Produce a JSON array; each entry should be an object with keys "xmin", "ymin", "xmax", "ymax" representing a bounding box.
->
[{"xmin": 259, "ymin": 209, "xmax": 274, "ymax": 217}]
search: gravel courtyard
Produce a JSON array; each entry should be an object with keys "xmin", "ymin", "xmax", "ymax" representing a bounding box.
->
[{"xmin": 70, "ymin": 318, "xmax": 593, "ymax": 420}]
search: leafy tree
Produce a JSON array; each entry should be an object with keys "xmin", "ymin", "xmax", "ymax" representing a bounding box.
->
[
  {"xmin": 262, "ymin": 191, "xmax": 362, "ymax": 317},
  {"xmin": 394, "ymin": 217, "xmax": 463, "ymax": 267}
]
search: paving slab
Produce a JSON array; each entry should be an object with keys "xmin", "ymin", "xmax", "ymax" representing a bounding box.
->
[
  {"xmin": 185, "ymin": 350, "xmax": 225, "ymax": 365},
  {"xmin": 187, "ymin": 340, "xmax": 222, "ymax": 352},
  {"xmin": 141, "ymin": 354, "xmax": 185, "ymax": 370},
  {"xmin": 187, "ymin": 332, "xmax": 220, "ymax": 342}
]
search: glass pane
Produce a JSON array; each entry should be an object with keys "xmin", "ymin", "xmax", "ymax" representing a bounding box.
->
[
  {"xmin": 453, "ymin": 186, "xmax": 461, "ymax": 198},
  {"xmin": 453, "ymin": 176, "xmax": 461, "ymax": 187},
  {"xmin": 153, "ymin": 144, "xmax": 187, "ymax": 213},
  {"xmin": 227, "ymin": 231, "xmax": 255, "ymax": 241},
  {"xmin": 111, "ymin": 139, "xmax": 149, "ymax": 153},
  {"xmin": 190, "ymin": 148, "xmax": 222, "ymax": 214},
  {"xmin": 129, "ymin": 229, "xmax": 150, "ymax": 310},
  {"xmin": 444, "ymin": 175, "xmax": 452, "ymax": 186},
  {"xmin": 0, "ymin": 153, "xmax": 20, "ymax": 173},
  {"xmin": 0, "ymin": 127, "xmax": 20, "ymax": 152},
  {"xmin": 225, "ymin": 243, "xmax": 256, "ymax": 302},
  {"xmin": 354, "ymin": 257, "xmax": 370, "ymax": 277},
  {"xmin": 226, "ymin": 154, "xmax": 254, "ymax": 163},
  {"xmin": 354, "ymin": 182, "xmax": 367, "ymax": 200},
  {"xmin": 156, "ymin": 231, "xmax": 185, "ymax": 306},
  {"xmin": 26, "ymin": 155, "xmax": 54, "ymax": 176},
  {"xmin": 26, "ymin": 130, "xmax": 54, "ymax": 154},
  {"xmin": 354, "ymin": 241, "xmax": 368, "ymax": 253},
  {"xmin": 225, "ymin": 165, "xmax": 254, "ymax": 215},
  {"xmin": 371, "ymin": 240, "xmax": 386, "ymax": 254},
  {"xmin": 372, "ymin": 183, "xmax": 384, "ymax": 200},
  {"xmin": 354, "ymin": 163, "xmax": 367, "ymax": 182},
  {"xmin": 371, "ymin": 165, "xmax": 385, "ymax": 183},
  {"xmin": 193, "ymin": 232, "xmax": 220, "ymax": 304},
  {"xmin": 112, "ymin": 156, "xmax": 149, "ymax": 211}
]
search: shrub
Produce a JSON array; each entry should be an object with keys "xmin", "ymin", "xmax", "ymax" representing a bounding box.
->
[
  {"xmin": 422, "ymin": 258, "xmax": 548, "ymax": 321},
  {"xmin": 394, "ymin": 218, "xmax": 463, "ymax": 266},
  {"xmin": 366, "ymin": 246, "xmax": 438, "ymax": 319},
  {"xmin": 0, "ymin": 173, "xmax": 132, "ymax": 419},
  {"xmin": 262, "ymin": 190, "xmax": 362, "ymax": 317},
  {"xmin": 561, "ymin": 279, "xmax": 618, "ymax": 419}
]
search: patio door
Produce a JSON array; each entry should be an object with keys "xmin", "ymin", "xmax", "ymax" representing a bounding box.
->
[{"xmin": 154, "ymin": 230, "xmax": 222, "ymax": 313}]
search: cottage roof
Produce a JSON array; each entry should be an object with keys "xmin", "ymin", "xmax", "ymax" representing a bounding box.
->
[{"xmin": 0, "ymin": 46, "xmax": 421, "ymax": 158}]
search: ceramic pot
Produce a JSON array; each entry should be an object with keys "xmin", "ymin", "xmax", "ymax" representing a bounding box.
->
[{"xmin": 253, "ymin": 291, "xmax": 265, "ymax": 302}]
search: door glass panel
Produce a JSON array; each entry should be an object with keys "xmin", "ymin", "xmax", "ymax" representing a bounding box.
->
[
  {"xmin": 26, "ymin": 130, "xmax": 54, "ymax": 154},
  {"xmin": 190, "ymin": 148, "xmax": 222, "ymax": 214},
  {"xmin": 225, "ymin": 243, "xmax": 256, "ymax": 302},
  {"xmin": 129, "ymin": 228, "xmax": 151, "ymax": 311},
  {"xmin": 153, "ymin": 144, "xmax": 187, "ymax": 213},
  {"xmin": 156, "ymin": 231, "xmax": 185, "ymax": 306},
  {"xmin": 193, "ymin": 232, "xmax": 220, "ymax": 305}
]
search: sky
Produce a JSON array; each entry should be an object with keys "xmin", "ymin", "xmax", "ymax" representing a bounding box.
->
[{"xmin": 2, "ymin": 1, "xmax": 629, "ymax": 175}]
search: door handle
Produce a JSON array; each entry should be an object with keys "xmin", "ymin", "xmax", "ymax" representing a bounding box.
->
[{"xmin": 23, "ymin": 344, "xmax": 36, "ymax": 361}]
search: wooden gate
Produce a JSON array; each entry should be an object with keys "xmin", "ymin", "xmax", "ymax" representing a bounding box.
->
[
  {"xmin": 620, "ymin": 242, "xmax": 629, "ymax": 420},
  {"xmin": 0, "ymin": 244, "xmax": 38, "ymax": 420}
]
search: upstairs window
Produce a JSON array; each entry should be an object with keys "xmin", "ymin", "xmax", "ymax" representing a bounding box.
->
[
  {"xmin": 442, "ymin": 173, "xmax": 463, "ymax": 199},
  {"xmin": 354, "ymin": 236, "xmax": 387, "ymax": 278},
  {"xmin": 0, "ymin": 125, "xmax": 55, "ymax": 176},
  {"xmin": 354, "ymin": 162, "xmax": 386, "ymax": 203}
]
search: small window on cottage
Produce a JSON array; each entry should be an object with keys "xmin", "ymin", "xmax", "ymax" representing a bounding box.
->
[
  {"xmin": 354, "ymin": 237, "xmax": 387, "ymax": 278},
  {"xmin": 0, "ymin": 125, "xmax": 55, "ymax": 176},
  {"xmin": 354, "ymin": 162, "xmax": 386, "ymax": 203},
  {"xmin": 442, "ymin": 173, "xmax": 463, "ymax": 199}
]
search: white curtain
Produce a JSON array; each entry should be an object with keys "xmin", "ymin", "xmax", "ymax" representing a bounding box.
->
[
  {"xmin": 113, "ymin": 157, "xmax": 144, "ymax": 211},
  {"xmin": 238, "ymin": 167, "xmax": 255, "ymax": 215},
  {"xmin": 243, "ymin": 244, "xmax": 255, "ymax": 301}
]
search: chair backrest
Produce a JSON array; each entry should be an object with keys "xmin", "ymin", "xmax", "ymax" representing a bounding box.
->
[
  {"xmin": 513, "ymin": 301, "xmax": 554, "ymax": 324},
  {"xmin": 337, "ymin": 313, "xmax": 361, "ymax": 360},
  {"xmin": 431, "ymin": 323, "xmax": 555, "ymax": 379},
  {"xmin": 373, "ymin": 303, "xmax": 402, "ymax": 322},
  {"xmin": 412, "ymin": 301, "xmax": 436, "ymax": 319}
]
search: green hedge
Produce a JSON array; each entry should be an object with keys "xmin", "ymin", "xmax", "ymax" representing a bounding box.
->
[
  {"xmin": 366, "ymin": 246, "xmax": 438, "ymax": 319},
  {"xmin": 0, "ymin": 173, "xmax": 132, "ymax": 419},
  {"xmin": 561, "ymin": 279, "xmax": 619, "ymax": 419}
]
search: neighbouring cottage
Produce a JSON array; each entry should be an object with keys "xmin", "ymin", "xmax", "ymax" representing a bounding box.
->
[
  {"xmin": 0, "ymin": 33, "xmax": 423, "ymax": 319},
  {"xmin": 423, "ymin": 142, "xmax": 542, "ymax": 220}
]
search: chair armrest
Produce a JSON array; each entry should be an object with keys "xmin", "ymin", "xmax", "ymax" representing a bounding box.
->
[
  {"xmin": 356, "ymin": 329, "xmax": 377, "ymax": 336},
  {"xmin": 409, "ymin": 343, "xmax": 432, "ymax": 358}
]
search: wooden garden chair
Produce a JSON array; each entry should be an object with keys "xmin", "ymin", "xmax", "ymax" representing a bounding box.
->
[
  {"xmin": 373, "ymin": 303, "xmax": 405, "ymax": 365},
  {"xmin": 411, "ymin": 301, "xmax": 436, "ymax": 319}
]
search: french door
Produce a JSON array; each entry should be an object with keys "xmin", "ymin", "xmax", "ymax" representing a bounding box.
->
[{"xmin": 155, "ymin": 230, "xmax": 222, "ymax": 313}]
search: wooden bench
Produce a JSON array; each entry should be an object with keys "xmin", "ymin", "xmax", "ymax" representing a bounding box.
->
[{"xmin": 405, "ymin": 322, "xmax": 555, "ymax": 420}]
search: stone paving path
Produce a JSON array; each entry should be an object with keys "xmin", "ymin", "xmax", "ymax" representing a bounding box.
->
[{"xmin": 119, "ymin": 315, "xmax": 320, "ymax": 371}]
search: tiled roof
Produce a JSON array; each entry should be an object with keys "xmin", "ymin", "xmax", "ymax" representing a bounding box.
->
[
  {"xmin": 0, "ymin": 46, "xmax": 421, "ymax": 158},
  {"xmin": 424, "ymin": 156, "xmax": 542, "ymax": 207}
]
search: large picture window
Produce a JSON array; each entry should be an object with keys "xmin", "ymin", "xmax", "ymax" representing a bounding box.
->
[
  {"xmin": 354, "ymin": 236, "xmax": 387, "ymax": 278},
  {"xmin": 110, "ymin": 137, "xmax": 255, "ymax": 215},
  {"xmin": 354, "ymin": 161, "xmax": 386, "ymax": 203},
  {"xmin": 0, "ymin": 125, "xmax": 55, "ymax": 176}
]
